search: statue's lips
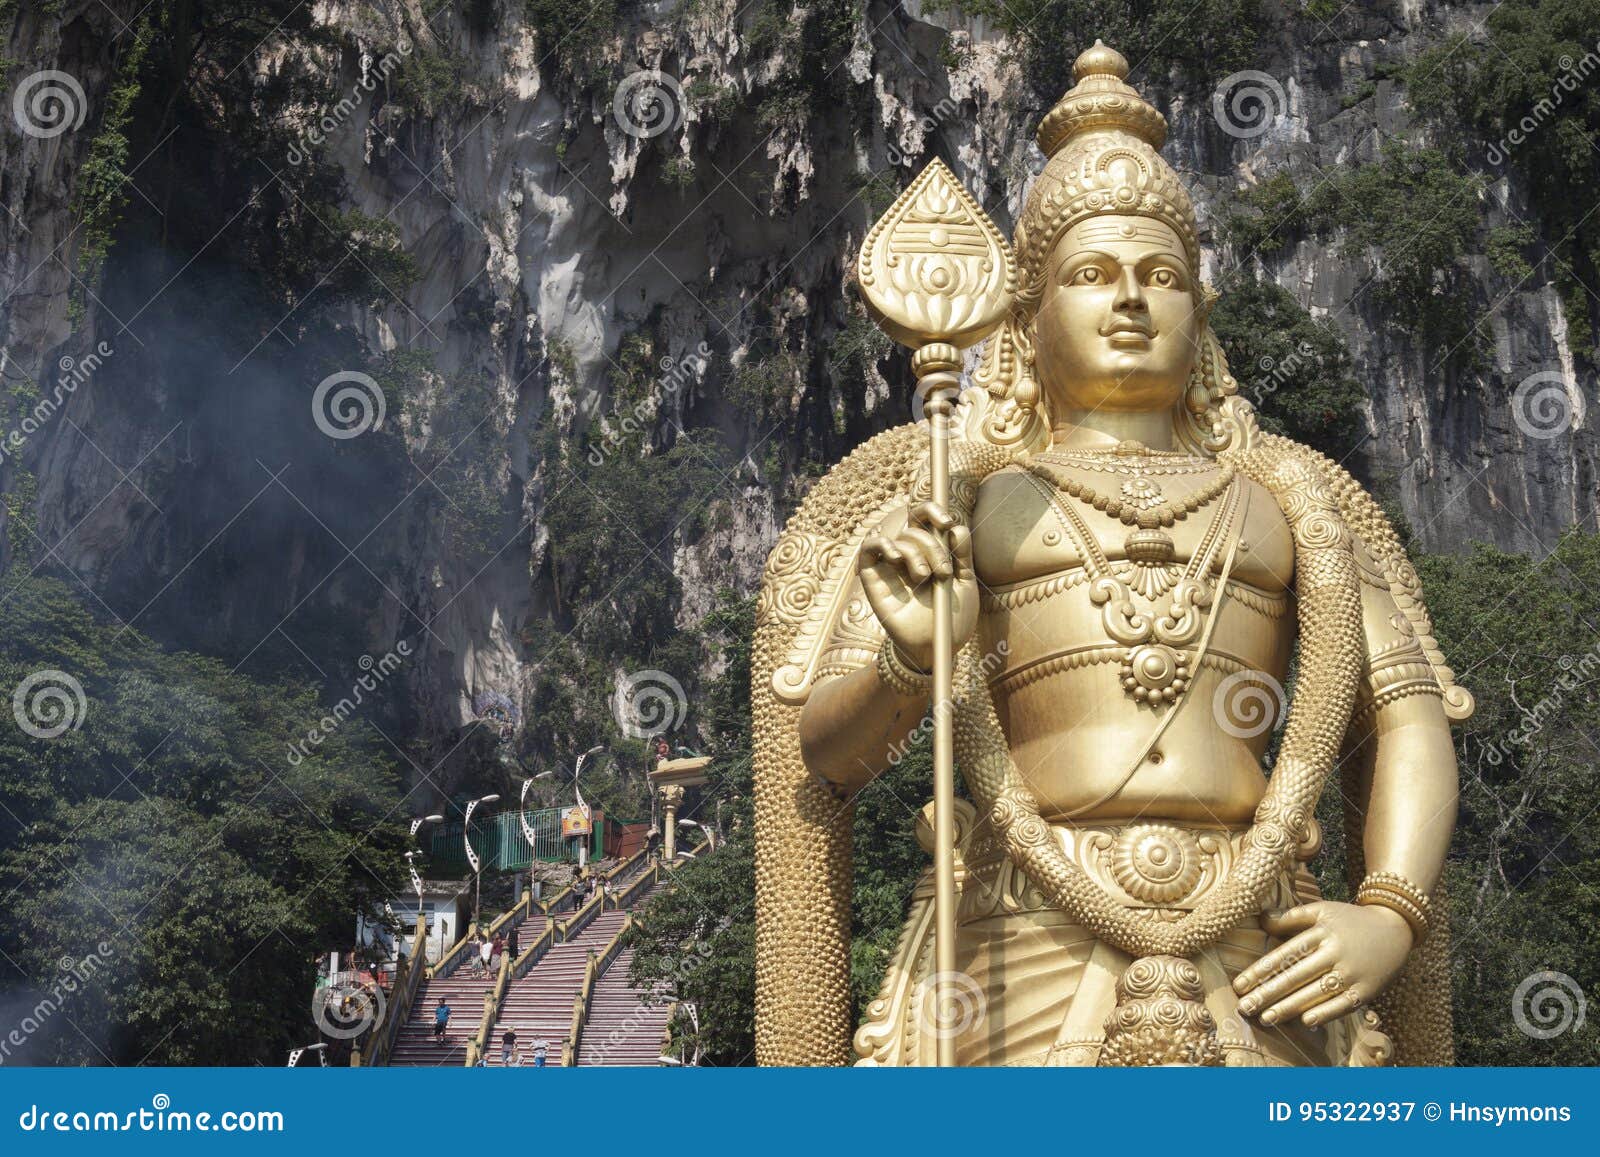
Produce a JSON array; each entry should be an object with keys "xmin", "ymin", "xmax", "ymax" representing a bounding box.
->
[{"xmin": 1102, "ymin": 320, "xmax": 1154, "ymax": 348}]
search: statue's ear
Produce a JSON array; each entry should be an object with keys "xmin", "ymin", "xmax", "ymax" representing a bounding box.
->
[{"xmin": 1195, "ymin": 282, "xmax": 1220, "ymax": 328}]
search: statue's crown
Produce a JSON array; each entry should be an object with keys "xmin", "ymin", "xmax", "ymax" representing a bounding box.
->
[
  {"xmin": 1037, "ymin": 41, "xmax": 1168, "ymax": 157},
  {"xmin": 1014, "ymin": 42, "xmax": 1199, "ymax": 281}
]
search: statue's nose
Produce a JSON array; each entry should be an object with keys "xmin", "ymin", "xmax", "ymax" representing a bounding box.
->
[{"xmin": 1113, "ymin": 263, "xmax": 1146, "ymax": 311}]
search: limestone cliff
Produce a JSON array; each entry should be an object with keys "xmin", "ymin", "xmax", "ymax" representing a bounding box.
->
[{"xmin": 1, "ymin": 0, "xmax": 1592, "ymax": 775}]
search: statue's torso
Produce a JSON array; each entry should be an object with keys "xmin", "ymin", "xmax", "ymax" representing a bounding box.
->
[{"xmin": 971, "ymin": 457, "xmax": 1296, "ymax": 825}]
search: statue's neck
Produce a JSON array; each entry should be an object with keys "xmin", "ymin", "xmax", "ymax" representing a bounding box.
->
[{"xmin": 1049, "ymin": 408, "xmax": 1176, "ymax": 452}]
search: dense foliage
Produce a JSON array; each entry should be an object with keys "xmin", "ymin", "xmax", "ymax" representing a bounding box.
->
[{"xmin": 0, "ymin": 577, "xmax": 409, "ymax": 1064}]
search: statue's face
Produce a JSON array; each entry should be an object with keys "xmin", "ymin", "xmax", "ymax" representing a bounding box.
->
[{"xmin": 1031, "ymin": 216, "xmax": 1199, "ymax": 416}]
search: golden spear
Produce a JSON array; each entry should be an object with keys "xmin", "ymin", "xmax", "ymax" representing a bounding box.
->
[{"xmin": 856, "ymin": 158, "xmax": 1016, "ymax": 1066}]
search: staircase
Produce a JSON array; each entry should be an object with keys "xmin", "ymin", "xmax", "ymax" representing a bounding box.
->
[
  {"xmin": 387, "ymin": 970, "xmax": 497, "ymax": 1067},
  {"xmin": 483, "ymin": 908, "xmax": 629, "ymax": 1066},
  {"xmin": 384, "ymin": 846, "xmax": 696, "ymax": 1067},
  {"xmin": 574, "ymin": 945, "xmax": 672, "ymax": 1066}
]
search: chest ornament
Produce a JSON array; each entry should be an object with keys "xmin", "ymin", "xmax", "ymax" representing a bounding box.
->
[{"xmin": 1020, "ymin": 449, "xmax": 1244, "ymax": 705}]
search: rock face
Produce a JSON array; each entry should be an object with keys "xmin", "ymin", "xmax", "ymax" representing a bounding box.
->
[{"xmin": 1, "ymin": 2, "xmax": 1593, "ymax": 764}]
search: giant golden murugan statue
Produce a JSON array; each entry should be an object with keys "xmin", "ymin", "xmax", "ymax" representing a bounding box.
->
[{"xmin": 753, "ymin": 43, "xmax": 1470, "ymax": 1067}]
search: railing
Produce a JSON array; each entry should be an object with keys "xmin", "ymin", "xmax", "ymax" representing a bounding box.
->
[
  {"xmin": 464, "ymin": 950, "xmax": 513, "ymax": 1067},
  {"xmin": 426, "ymin": 891, "xmax": 536, "ymax": 980},
  {"xmin": 660, "ymin": 1000, "xmax": 680, "ymax": 1067},
  {"xmin": 557, "ymin": 887, "xmax": 604, "ymax": 943},
  {"xmin": 427, "ymin": 920, "xmax": 478, "ymax": 980},
  {"xmin": 353, "ymin": 914, "xmax": 428, "ymax": 1067},
  {"xmin": 561, "ymin": 914, "xmax": 633, "ymax": 1066},
  {"xmin": 429, "ymin": 808, "xmax": 606, "ymax": 870},
  {"xmin": 510, "ymin": 916, "xmax": 556, "ymax": 980},
  {"xmin": 602, "ymin": 845, "xmax": 651, "ymax": 884},
  {"xmin": 538, "ymin": 880, "xmax": 575, "ymax": 916},
  {"xmin": 606, "ymin": 859, "xmax": 662, "ymax": 910}
]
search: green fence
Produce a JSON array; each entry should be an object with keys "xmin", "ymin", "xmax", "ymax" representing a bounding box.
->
[{"xmin": 428, "ymin": 807, "xmax": 604, "ymax": 871}]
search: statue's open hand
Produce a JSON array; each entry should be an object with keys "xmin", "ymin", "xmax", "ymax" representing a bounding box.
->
[
  {"xmin": 859, "ymin": 501, "xmax": 977, "ymax": 671},
  {"xmin": 1232, "ymin": 901, "xmax": 1414, "ymax": 1030}
]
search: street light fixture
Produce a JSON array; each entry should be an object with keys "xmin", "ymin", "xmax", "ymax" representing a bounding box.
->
[
  {"xmin": 288, "ymin": 1042, "xmax": 328, "ymax": 1067},
  {"xmin": 405, "ymin": 815, "xmax": 446, "ymax": 961},
  {"xmin": 406, "ymin": 814, "xmax": 446, "ymax": 903},
  {"xmin": 567, "ymin": 746, "xmax": 603, "ymax": 869},
  {"xmin": 464, "ymin": 794, "xmax": 500, "ymax": 924},
  {"xmin": 677, "ymin": 817, "xmax": 715, "ymax": 852}
]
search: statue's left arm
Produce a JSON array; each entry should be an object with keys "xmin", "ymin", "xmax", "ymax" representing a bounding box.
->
[{"xmin": 1234, "ymin": 537, "xmax": 1458, "ymax": 1030}]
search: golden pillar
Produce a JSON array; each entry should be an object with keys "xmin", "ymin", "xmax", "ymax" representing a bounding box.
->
[{"xmin": 659, "ymin": 784, "xmax": 685, "ymax": 862}]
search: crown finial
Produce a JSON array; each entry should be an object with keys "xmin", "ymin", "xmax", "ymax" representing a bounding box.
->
[
  {"xmin": 1036, "ymin": 40, "xmax": 1167, "ymax": 156},
  {"xmin": 1073, "ymin": 39, "xmax": 1128, "ymax": 82}
]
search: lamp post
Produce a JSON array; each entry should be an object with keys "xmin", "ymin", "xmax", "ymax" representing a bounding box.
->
[
  {"xmin": 463, "ymin": 794, "xmax": 500, "ymax": 926},
  {"xmin": 566, "ymin": 746, "xmax": 603, "ymax": 870},
  {"xmin": 407, "ymin": 814, "xmax": 446, "ymax": 903},
  {"xmin": 408, "ymin": 814, "xmax": 444, "ymax": 960},
  {"xmin": 287, "ymin": 1042, "xmax": 328, "ymax": 1067},
  {"xmin": 676, "ymin": 816, "xmax": 715, "ymax": 852}
]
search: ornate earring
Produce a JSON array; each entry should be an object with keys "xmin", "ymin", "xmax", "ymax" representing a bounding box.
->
[{"xmin": 1013, "ymin": 348, "xmax": 1040, "ymax": 410}]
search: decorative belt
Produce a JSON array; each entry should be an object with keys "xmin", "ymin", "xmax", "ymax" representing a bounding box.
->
[{"xmin": 959, "ymin": 819, "xmax": 1317, "ymax": 924}]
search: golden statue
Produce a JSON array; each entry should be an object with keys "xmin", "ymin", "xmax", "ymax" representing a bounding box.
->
[{"xmin": 752, "ymin": 43, "xmax": 1472, "ymax": 1068}]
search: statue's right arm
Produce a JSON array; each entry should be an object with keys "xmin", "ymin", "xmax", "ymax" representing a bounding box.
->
[
  {"xmin": 798, "ymin": 663, "xmax": 933, "ymax": 794},
  {"xmin": 797, "ymin": 499, "xmax": 978, "ymax": 795}
]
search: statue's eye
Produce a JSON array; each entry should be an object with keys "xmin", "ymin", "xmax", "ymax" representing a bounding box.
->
[
  {"xmin": 1147, "ymin": 268, "xmax": 1178, "ymax": 289},
  {"xmin": 1070, "ymin": 266, "xmax": 1106, "ymax": 285}
]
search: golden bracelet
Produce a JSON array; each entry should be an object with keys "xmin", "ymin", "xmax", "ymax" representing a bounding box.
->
[
  {"xmin": 1356, "ymin": 871, "xmax": 1432, "ymax": 943},
  {"xmin": 876, "ymin": 640, "xmax": 932, "ymax": 698}
]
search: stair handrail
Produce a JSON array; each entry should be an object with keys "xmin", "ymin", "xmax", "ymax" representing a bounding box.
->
[
  {"xmin": 429, "ymin": 889, "xmax": 540, "ymax": 979},
  {"xmin": 602, "ymin": 845, "xmax": 651, "ymax": 884},
  {"xmin": 669, "ymin": 837, "xmax": 712, "ymax": 868},
  {"xmin": 482, "ymin": 891, "xmax": 533, "ymax": 939},
  {"xmin": 562, "ymin": 913, "xmax": 633, "ymax": 1066},
  {"xmin": 556, "ymin": 887, "xmax": 604, "ymax": 942},
  {"xmin": 538, "ymin": 881, "xmax": 574, "ymax": 916},
  {"xmin": 427, "ymin": 919, "xmax": 478, "ymax": 980},
  {"xmin": 606, "ymin": 859, "xmax": 661, "ymax": 910},
  {"xmin": 659, "ymin": 1000, "xmax": 681, "ymax": 1067},
  {"xmin": 510, "ymin": 916, "xmax": 556, "ymax": 980},
  {"xmin": 353, "ymin": 912, "xmax": 428, "ymax": 1067},
  {"xmin": 464, "ymin": 949, "xmax": 513, "ymax": 1067}
]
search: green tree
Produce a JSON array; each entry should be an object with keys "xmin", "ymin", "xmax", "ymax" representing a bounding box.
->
[{"xmin": 0, "ymin": 576, "xmax": 409, "ymax": 1065}]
